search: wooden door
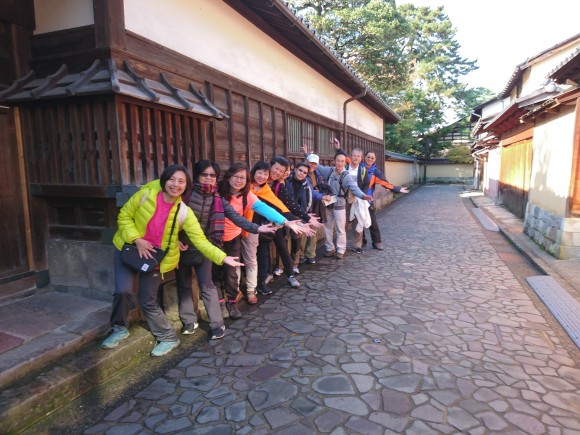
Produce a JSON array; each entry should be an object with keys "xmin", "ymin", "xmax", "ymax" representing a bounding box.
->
[
  {"xmin": 0, "ymin": 107, "xmax": 34, "ymax": 299},
  {"xmin": 500, "ymin": 139, "xmax": 533, "ymax": 218}
]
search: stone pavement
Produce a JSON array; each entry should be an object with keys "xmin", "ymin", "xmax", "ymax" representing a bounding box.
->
[{"xmin": 65, "ymin": 184, "xmax": 580, "ymax": 435}]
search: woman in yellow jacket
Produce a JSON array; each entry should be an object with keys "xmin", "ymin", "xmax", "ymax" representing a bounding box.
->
[{"xmin": 102, "ymin": 164, "xmax": 243, "ymax": 357}]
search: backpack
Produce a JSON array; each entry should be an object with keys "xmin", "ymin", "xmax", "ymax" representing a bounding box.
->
[{"xmin": 328, "ymin": 171, "xmax": 355, "ymax": 204}]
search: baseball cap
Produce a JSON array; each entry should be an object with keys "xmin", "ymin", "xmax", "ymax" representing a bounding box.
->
[{"xmin": 307, "ymin": 154, "xmax": 320, "ymax": 164}]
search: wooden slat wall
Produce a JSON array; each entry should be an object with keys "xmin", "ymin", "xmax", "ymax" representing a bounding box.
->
[
  {"xmin": 117, "ymin": 98, "xmax": 204, "ymax": 185},
  {"xmin": 22, "ymin": 99, "xmax": 120, "ymax": 185},
  {"xmin": 0, "ymin": 108, "xmax": 29, "ymax": 279}
]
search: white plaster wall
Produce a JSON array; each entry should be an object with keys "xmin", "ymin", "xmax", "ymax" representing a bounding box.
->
[
  {"xmin": 34, "ymin": 0, "xmax": 94, "ymax": 34},
  {"xmin": 481, "ymin": 99, "xmax": 505, "ymax": 119},
  {"xmin": 384, "ymin": 161, "xmax": 416, "ymax": 186},
  {"xmin": 484, "ymin": 147, "xmax": 501, "ymax": 199},
  {"xmin": 529, "ymin": 106, "xmax": 575, "ymax": 216},
  {"xmin": 521, "ymin": 42, "xmax": 580, "ymax": 96},
  {"xmin": 427, "ymin": 164, "xmax": 473, "ymax": 178},
  {"xmin": 123, "ymin": 0, "xmax": 384, "ymax": 139}
]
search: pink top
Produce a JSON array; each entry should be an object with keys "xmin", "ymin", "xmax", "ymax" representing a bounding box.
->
[
  {"xmin": 223, "ymin": 192, "xmax": 258, "ymax": 242},
  {"xmin": 143, "ymin": 192, "xmax": 174, "ymax": 248}
]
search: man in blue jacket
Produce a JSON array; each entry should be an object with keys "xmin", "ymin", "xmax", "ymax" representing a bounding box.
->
[{"xmin": 362, "ymin": 151, "xmax": 409, "ymax": 250}]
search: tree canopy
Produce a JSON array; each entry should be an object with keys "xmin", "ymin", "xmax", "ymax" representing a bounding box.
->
[{"xmin": 289, "ymin": 0, "xmax": 494, "ymax": 157}]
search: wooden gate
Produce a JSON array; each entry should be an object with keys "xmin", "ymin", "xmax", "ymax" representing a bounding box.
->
[
  {"xmin": 499, "ymin": 139, "xmax": 533, "ymax": 218},
  {"xmin": 0, "ymin": 107, "xmax": 35, "ymax": 299}
]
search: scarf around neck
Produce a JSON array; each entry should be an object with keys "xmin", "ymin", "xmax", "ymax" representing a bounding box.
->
[{"xmin": 246, "ymin": 182, "xmax": 290, "ymax": 223}]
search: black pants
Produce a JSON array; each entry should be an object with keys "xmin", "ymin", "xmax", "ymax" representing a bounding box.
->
[
  {"xmin": 363, "ymin": 204, "xmax": 381, "ymax": 245},
  {"xmin": 257, "ymin": 227, "xmax": 294, "ymax": 284},
  {"xmin": 213, "ymin": 235, "xmax": 241, "ymax": 301}
]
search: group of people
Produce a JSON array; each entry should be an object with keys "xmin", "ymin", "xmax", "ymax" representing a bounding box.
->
[{"xmin": 101, "ymin": 140, "xmax": 408, "ymax": 357}]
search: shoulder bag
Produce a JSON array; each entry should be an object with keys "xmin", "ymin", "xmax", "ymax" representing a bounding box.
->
[{"xmin": 121, "ymin": 203, "xmax": 180, "ymax": 274}]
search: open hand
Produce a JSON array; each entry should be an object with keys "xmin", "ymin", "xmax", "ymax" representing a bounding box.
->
[
  {"xmin": 223, "ymin": 256, "xmax": 244, "ymax": 267},
  {"xmin": 134, "ymin": 238, "xmax": 157, "ymax": 259},
  {"xmin": 258, "ymin": 223, "xmax": 276, "ymax": 234},
  {"xmin": 400, "ymin": 187, "xmax": 409, "ymax": 194},
  {"xmin": 285, "ymin": 220, "xmax": 307, "ymax": 235}
]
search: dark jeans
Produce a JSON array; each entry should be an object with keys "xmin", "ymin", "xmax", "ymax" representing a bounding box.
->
[
  {"xmin": 363, "ymin": 204, "xmax": 381, "ymax": 245},
  {"xmin": 257, "ymin": 227, "xmax": 294, "ymax": 284},
  {"xmin": 213, "ymin": 235, "xmax": 241, "ymax": 302},
  {"xmin": 110, "ymin": 250, "xmax": 177, "ymax": 342},
  {"xmin": 175, "ymin": 258, "xmax": 223, "ymax": 329}
]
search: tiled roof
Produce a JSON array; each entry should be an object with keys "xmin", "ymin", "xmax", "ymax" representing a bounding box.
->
[
  {"xmin": 0, "ymin": 59, "xmax": 227, "ymax": 119},
  {"xmin": 385, "ymin": 151, "xmax": 418, "ymax": 162}
]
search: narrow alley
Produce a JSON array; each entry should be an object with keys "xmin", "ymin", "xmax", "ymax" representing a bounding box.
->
[{"xmin": 32, "ymin": 185, "xmax": 580, "ymax": 434}]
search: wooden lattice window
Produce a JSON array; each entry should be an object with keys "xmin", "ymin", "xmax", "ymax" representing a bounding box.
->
[{"xmin": 287, "ymin": 115, "xmax": 314, "ymax": 154}]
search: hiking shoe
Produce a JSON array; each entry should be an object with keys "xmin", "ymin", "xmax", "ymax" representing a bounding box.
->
[
  {"xmin": 257, "ymin": 282, "xmax": 272, "ymax": 295},
  {"xmin": 264, "ymin": 273, "xmax": 274, "ymax": 284},
  {"xmin": 151, "ymin": 340, "xmax": 180, "ymax": 357},
  {"xmin": 299, "ymin": 257, "xmax": 307, "ymax": 264},
  {"xmin": 220, "ymin": 301, "xmax": 230, "ymax": 319},
  {"xmin": 247, "ymin": 289, "xmax": 258, "ymax": 305},
  {"xmin": 273, "ymin": 267, "xmax": 283, "ymax": 276},
  {"xmin": 336, "ymin": 252, "xmax": 344, "ymax": 259},
  {"xmin": 227, "ymin": 301, "xmax": 242, "ymax": 319},
  {"xmin": 372, "ymin": 243, "xmax": 384, "ymax": 251},
  {"xmin": 293, "ymin": 266, "xmax": 300, "ymax": 275},
  {"xmin": 210, "ymin": 325, "xmax": 226, "ymax": 340},
  {"xmin": 324, "ymin": 250, "xmax": 336, "ymax": 257},
  {"xmin": 306, "ymin": 257, "xmax": 316, "ymax": 264},
  {"xmin": 352, "ymin": 248, "xmax": 363, "ymax": 254},
  {"xmin": 101, "ymin": 325, "xmax": 130, "ymax": 349},
  {"xmin": 288, "ymin": 275, "xmax": 300, "ymax": 288},
  {"xmin": 181, "ymin": 322, "xmax": 199, "ymax": 335}
]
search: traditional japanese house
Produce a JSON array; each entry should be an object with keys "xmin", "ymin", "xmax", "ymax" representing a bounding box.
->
[
  {"xmin": 471, "ymin": 33, "xmax": 580, "ymax": 258},
  {"xmin": 0, "ymin": 0, "xmax": 399, "ymax": 299}
]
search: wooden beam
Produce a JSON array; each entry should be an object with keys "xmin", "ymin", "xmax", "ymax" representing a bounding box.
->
[{"xmin": 94, "ymin": 0, "xmax": 126, "ymax": 50}]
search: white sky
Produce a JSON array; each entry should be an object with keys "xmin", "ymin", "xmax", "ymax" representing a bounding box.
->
[{"xmin": 402, "ymin": 0, "xmax": 580, "ymax": 94}]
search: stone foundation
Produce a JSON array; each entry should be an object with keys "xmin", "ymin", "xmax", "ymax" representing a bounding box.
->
[{"xmin": 524, "ymin": 203, "xmax": 580, "ymax": 259}]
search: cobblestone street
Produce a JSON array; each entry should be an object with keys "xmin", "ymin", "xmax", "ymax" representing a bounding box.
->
[{"xmin": 82, "ymin": 185, "xmax": 580, "ymax": 434}]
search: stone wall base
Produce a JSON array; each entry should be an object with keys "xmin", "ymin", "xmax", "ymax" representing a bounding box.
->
[{"xmin": 524, "ymin": 203, "xmax": 580, "ymax": 259}]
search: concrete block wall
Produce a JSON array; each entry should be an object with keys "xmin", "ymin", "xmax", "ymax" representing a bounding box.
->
[{"xmin": 524, "ymin": 203, "xmax": 580, "ymax": 259}]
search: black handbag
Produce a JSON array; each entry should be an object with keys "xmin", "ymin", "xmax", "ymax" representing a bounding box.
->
[
  {"xmin": 120, "ymin": 244, "xmax": 166, "ymax": 273},
  {"xmin": 121, "ymin": 203, "xmax": 180, "ymax": 274}
]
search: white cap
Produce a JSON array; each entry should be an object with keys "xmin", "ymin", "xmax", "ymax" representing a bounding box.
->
[{"xmin": 307, "ymin": 154, "xmax": 320, "ymax": 164}]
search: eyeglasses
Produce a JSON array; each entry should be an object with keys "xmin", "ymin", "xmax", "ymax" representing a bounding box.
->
[
  {"xmin": 200, "ymin": 172, "xmax": 217, "ymax": 178},
  {"xmin": 231, "ymin": 175, "xmax": 247, "ymax": 181}
]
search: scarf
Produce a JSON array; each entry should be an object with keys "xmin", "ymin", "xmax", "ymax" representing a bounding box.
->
[
  {"xmin": 194, "ymin": 182, "xmax": 225, "ymax": 247},
  {"xmin": 246, "ymin": 182, "xmax": 290, "ymax": 223}
]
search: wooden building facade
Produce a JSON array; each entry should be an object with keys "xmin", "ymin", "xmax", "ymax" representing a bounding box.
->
[{"xmin": 0, "ymin": 0, "xmax": 398, "ymax": 299}]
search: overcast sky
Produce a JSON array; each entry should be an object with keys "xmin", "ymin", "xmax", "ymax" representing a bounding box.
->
[{"xmin": 402, "ymin": 0, "xmax": 579, "ymax": 94}]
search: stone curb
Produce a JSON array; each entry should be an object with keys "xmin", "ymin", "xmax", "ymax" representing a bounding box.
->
[
  {"xmin": 0, "ymin": 308, "xmax": 110, "ymax": 392},
  {"xmin": 470, "ymin": 198, "xmax": 576, "ymax": 296},
  {"xmin": 0, "ymin": 323, "xmax": 154, "ymax": 433}
]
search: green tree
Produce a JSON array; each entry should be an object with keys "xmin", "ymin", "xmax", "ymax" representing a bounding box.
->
[
  {"xmin": 446, "ymin": 145, "xmax": 474, "ymax": 163},
  {"xmin": 289, "ymin": 0, "xmax": 489, "ymax": 155}
]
